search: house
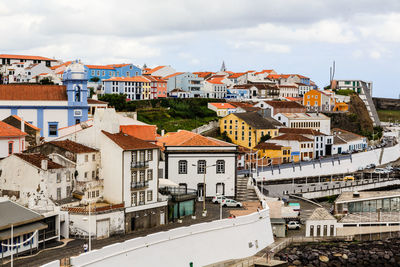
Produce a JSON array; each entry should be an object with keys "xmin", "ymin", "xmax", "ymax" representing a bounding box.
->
[
  {"xmin": 208, "ymin": 103, "xmax": 238, "ymax": 117},
  {"xmin": 278, "ymin": 85, "xmax": 299, "ymax": 98},
  {"xmin": 274, "ymin": 113, "xmax": 331, "ymax": 135},
  {"xmin": 120, "ymin": 124, "xmax": 158, "ymax": 142},
  {"xmin": 164, "ymin": 72, "xmax": 204, "ymax": 97},
  {"xmin": 101, "ymin": 131, "xmax": 168, "ymax": 233},
  {"xmin": 169, "ymin": 88, "xmax": 190, "ymax": 98},
  {"xmin": 143, "ymin": 75, "xmax": 167, "ymax": 98},
  {"xmin": 305, "ymin": 208, "xmax": 337, "ymax": 237},
  {"xmin": 143, "ymin": 65, "xmax": 176, "ymax": 78},
  {"xmin": 266, "ymin": 133, "xmax": 314, "ymax": 161},
  {"xmin": 228, "ymin": 72, "xmax": 248, "ymax": 85},
  {"xmin": 254, "ymin": 142, "xmax": 291, "ymax": 165},
  {"xmin": 202, "ymin": 77, "xmax": 227, "ymax": 98},
  {"xmin": 278, "ymin": 128, "xmax": 333, "ymax": 158},
  {"xmin": 303, "ymin": 89, "xmax": 335, "ymax": 112},
  {"xmin": 296, "ymin": 83, "xmax": 313, "ymax": 96},
  {"xmin": 0, "ymin": 61, "xmax": 89, "ymax": 139},
  {"xmin": 220, "ymin": 111, "xmax": 281, "ymax": 149},
  {"xmin": 227, "ymin": 85, "xmax": 256, "ymax": 100},
  {"xmin": 25, "ymin": 139, "xmax": 102, "ymax": 203},
  {"xmin": 332, "ymin": 128, "xmax": 367, "ymax": 154},
  {"xmin": 331, "ymin": 80, "xmax": 373, "ymax": 95},
  {"xmin": 255, "ymin": 100, "xmax": 306, "ymax": 116},
  {"xmin": 192, "ymin": 72, "xmax": 214, "ymax": 80},
  {"xmin": 87, "ymin": 98, "xmax": 108, "ymax": 118},
  {"xmin": 0, "ymin": 153, "xmax": 75, "ymax": 207},
  {"xmin": 85, "ymin": 64, "xmax": 141, "ymax": 83},
  {"xmin": 2, "ymin": 115, "xmax": 40, "ymax": 148},
  {"xmin": 0, "ymin": 120, "xmax": 27, "ymax": 158},
  {"xmin": 157, "ymin": 130, "xmax": 237, "ymax": 198},
  {"xmin": 102, "ymin": 76, "xmax": 151, "ymax": 100}
]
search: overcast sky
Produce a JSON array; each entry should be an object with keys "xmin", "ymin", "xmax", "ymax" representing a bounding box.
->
[{"xmin": 2, "ymin": 0, "xmax": 400, "ymax": 97}]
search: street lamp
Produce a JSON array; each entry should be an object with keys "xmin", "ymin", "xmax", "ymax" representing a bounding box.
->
[
  {"xmin": 192, "ymin": 163, "xmax": 216, "ymax": 216},
  {"xmin": 82, "ymin": 201, "xmax": 93, "ymax": 252}
]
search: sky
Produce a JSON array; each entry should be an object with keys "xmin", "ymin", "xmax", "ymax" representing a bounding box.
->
[{"xmin": 1, "ymin": 0, "xmax": 400, "ymax": 98}]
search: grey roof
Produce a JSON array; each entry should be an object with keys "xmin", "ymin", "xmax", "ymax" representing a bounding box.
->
[
  {"xmin": 234, "ymin": 112, "xmax": 282, "ymax": 129},
  {"xmin": 0, "ymin": 200, "xmax": 43, "ymax": 230},
  {"xmin": 0, "ymin": 222, "xmax": 47, "ymax": 241},
  {"xmin": 307, "ymin": 208, "xmax": 336, "ymax": 221}
]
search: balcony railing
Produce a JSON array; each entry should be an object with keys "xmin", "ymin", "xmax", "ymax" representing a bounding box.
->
[
  {"xmin": 131, "ymin": 181, "xmax": 149, "ymax": 189},
  {"xmin": 131, "ymin": 161, "xmax": 149, "ymax": 168}
]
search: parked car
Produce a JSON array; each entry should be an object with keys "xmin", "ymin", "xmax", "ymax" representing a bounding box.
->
[
  {"xmin": 343, "ymin": 176, "xmax": 355, "ymax": 181},
  {"xmin": 287, "ymin": 221, "xmax": 301, "ymax": 230},
  {"xmin": 212, "ymin": 195, "xmax": 226, "ymax": 204},
  {"xmin": 374, "ymin": 168, "xmax": 390, "ymax": 174},
  {"xmin": 366, "ymin": 164, "xmax": 376, "ymax": 169},
  {"xmin": 221, "ymin": 199, "xmax": 243, "ymax": 207},
  {"xmin": 357, "ymin": 166, "xmax": 365, "ymax": 171}
]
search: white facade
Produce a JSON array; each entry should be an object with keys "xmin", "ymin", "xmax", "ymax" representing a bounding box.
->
[
  {"xmin": 147, "ymin": 66, "xmax": 176, "ymax": 77},
  {"xmin": 274, "ymin": 113, "xmax": 331, "ymax": 135},
  {"xmin": 164, "ymin": 146, "xmax": 237, "ymax": 198},
  {"xmin": 202, "ymin": 81, "xmax": 227, "ymax": 99},
  {"xmin": 278, "ymin": 85, "xmax": 299, "ymax": 98},
  {"xmin": 0, "ymin": 136, "xmax": 25, "ymax": 158}
]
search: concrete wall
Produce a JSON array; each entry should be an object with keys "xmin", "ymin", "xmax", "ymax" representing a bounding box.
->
[
  {"xmin": 256, "ymin": 144, "xmax": 400, "ymax": 181},
  {"xmin": 69, "ymin": 209, "xmax": 274, "ymax": 267},
  {"xmin": 41, "ymin": 260, "xmax": 60, "ymax": 267}
]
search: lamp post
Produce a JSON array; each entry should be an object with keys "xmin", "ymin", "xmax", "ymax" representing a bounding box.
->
[
  {"xmin": 192, "ymin": 163, "xmax": 216, "ymax": 216},
  {"xmin": 83, "ymin": 201, "xmax": 92, "ymax": 252}
]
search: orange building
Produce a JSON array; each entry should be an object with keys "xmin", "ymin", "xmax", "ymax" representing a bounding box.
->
[{"xmin": 303, "ymin": 89, "xmax": 334, "ymax": 112}]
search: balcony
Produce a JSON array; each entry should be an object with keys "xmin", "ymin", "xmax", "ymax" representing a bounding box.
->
[
  {"xmin": 131, "ymin": 181, "xmax": 149, "ymax": 190},
  {"xmin": 131, "ymin": 161, "xmax": 149, "ymax": 169}
]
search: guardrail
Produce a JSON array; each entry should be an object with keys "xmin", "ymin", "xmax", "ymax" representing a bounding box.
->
[
  {"xmin": 131, "ymin": 161, "xmax": 149, "ymax": 168},
  {"xmin": 131, "ymin": 181, "xmax": 149, "ymax": 189}
]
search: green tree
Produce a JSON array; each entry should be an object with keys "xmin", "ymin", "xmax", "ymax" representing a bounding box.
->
[
  {"xmin": 90, "ymin": 77, "xmax": 100, "ymax": 82},
  {"xmin": 258, "ymin": 133, "xmax": 271, "ymax": 144},
  {"xmin": 99, "ymin": 94, "xmax": 127, "ymax": 111},
  {"xmin": 40, "ymin": 77, "xmax": 54, "ymax": 84},
  {"xmin": 221, "ymin": 131, "xmax": 233, "ymax": 143}
]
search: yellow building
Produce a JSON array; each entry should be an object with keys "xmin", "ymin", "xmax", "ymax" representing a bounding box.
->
[
  {"xmin": 254, "ymin": 142, "xmax": 291, "ymax": 165},
  {"xmin": 220, "ymin": 111, "xmax": 281, "ymax": 149}
]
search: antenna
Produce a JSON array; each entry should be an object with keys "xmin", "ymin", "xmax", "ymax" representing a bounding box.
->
[{"xmin": 329, "ymin": 61, "xmax": 336, "ymax": 83}]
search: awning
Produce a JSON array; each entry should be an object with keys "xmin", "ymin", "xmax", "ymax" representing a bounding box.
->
[
  {"xmin": 158, "ymin": 178, "xmax": 179, "ymax": 188},
  {"xmin": 0, "ymin": 222, "xmax": 48, "ymax": 241}
]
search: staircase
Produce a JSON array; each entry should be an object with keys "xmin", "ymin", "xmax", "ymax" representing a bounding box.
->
[
  {"xmin": 360, "ymin": 81, "xmax": 381, "ymax": 126},
  {"xmin": 236, "ymin": 176, "xmax": 259, "ymax": 202}
]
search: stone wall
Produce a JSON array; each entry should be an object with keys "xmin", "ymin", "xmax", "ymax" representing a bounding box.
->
[{"xmin": 373, "ymin": 97, "xmax": 400, "ymax": 110}]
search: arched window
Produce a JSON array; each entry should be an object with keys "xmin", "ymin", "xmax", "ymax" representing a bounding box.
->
[{"xmin": 75, "ymin": 85, "xmax": 81, "ymax": 102}]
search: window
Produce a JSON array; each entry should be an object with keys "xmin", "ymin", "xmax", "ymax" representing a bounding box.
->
[
  {"xmin": 216, "ymin": 183, "xmax": 225, "ymax": 195},
  {"xmin": 139, "ymin": 151, "xmax": 145, "ymax": 162},
  {"xmin": 92, "ymin": 171, "xmax": 95, "ymax": 179},
  {"xmin": 131, "ymin": 192, "xmax": 137, "ymax": 206},
  {"xmin": 139, "ymin": 170, "xmax": 145, "ymax": 182},
  {"xmin": 96, "ymin": 190, "xmax": 99, "ymax": 197},
  {"xmin": 147, "ymin": 150, "xmax": 153, "ymax": 161},
  {"xmin": 147, "ymin": 190, "xmax": 153, "ymax": 201},
  {"xmin": 48, "ymin": 122, "xmax": 58, "ymax": 137},
  {"xmin": 92, "ymin": 154, "xmax": 96, "ymax": 161},
  {"xmin": 139, "ymin": 191, "xmax": 145, "ymax": 204},
  {"xmin": 84, "ymin": 172, "xmax": 88, "ymax": 178},
  {"xmin": 126, "ymin": 71, "xmax": 129, "ymax": 76},
  {"xmin": 56, "ymin": 173, "xmax": 61, "ymax": 183},
  {"xmin": 66, "ymin": 171, "xmax": 71, "ymax": 182},
  {"xmin": 179, "ymin": 160, "xmax": 187, "ymax": 174},
  {"xmin": 131, "ymin": 151, "xmax": 137, "ymax": 162},
  {"xmin": 57, "ymin": 188, "xmax": 61, "ymax": 200},
  {"xmin": 85, "ymin": 155, "xmax": 88, "ymax": 162},
  {"xmin": 216, "ymin": 160, "xmax": 225, "ymax": 174},
  {"xmin": 147, "ymin": 169, "xmax": 153, "ymax": 180},
  {"xmin": 8, "ymin": 142, "xmax": 13, "ymax": 155},
  {"xmin": 102, "ymin": 71, "xmax": 105, "ymax": 76},
  {"xmin": 66, "ymin": 186, "xmax": 71, "ymax": 197},
  {"xmin": 92, "ymin": 191, "xmax": 96, "ymax": 198},
  {"xmin": 197, "ymin": 160, "xmax": 206, "ymax": 174}
]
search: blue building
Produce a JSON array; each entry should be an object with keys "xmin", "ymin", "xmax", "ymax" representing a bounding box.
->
[
  {"xmin": 85, "ymin": 64, "xmax": 142, "ymax": 82},
  {"xmin": 164, "ymin": 72, "xmax": 204, "ymax": 97},
  {"xmin": 0, "ymin": 60, "xmax": 89, "ymax": 139}
]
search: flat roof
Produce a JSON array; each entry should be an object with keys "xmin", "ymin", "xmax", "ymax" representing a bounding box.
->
[
  {"xmin": 340, "ymin": 212, "xmax": 400, "ymax": 223},
  {"xmin": 336, "ymin": 191, "xmax": 400, "ymax": 204}
]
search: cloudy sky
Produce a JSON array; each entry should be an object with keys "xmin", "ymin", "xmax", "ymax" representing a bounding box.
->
[{"xmin": 2, "ymin": 0, "xmax": 400, "ymax": 97}]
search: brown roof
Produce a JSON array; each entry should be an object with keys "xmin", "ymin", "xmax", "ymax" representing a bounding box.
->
[
  {"xmin": 265, "ymin": 101, "xmax": 305, "ymax": 109},
  {"xmin": 14, "ymin": 153, "xmax": 64, "ymax": 169},
  {"xmin": 10, "ymin": 115, "xmax": 40, "ymax": 131},
  {"xmin": 120, "ymin": 125, "xmax": 157, "ymax": 141},
  {"xmin": 254, "ymin": 143, "xmax": 284, "ymax": 150},
  {"xmin": 87, "ymin": 98, "xmax": 108, "ymax": 105},
  {"xmin": 157, "ymin": 130, "xmax": 235, "ymax": 147},
  {"xmin": 0, "ymin": 121, "xmax": 27, "ymax": 137},
  {"xmin": 49, "ymin": 140, "xmax": 98, "ymax": 154},
  {"xmin": 271, "ymin": 133, "xmax": 313, "ymax": 142},
  {"xmin": 332, "ymin": 128, "xmax": 365, "ymax": 142},
  {"xmin": 102, "ymin": 130, "xmax": 159, "ymax": 150},
  {"xmin": 0, "ymin": 84, "xmax": 67, "ymax": 101},
  {"xmin": 0, "ymin": 54, "xmax": 57, "ymax": 61},
  {"xmin": 233, "ymin": 112, "xmax": 281, "ymax": 129},
  {"xmin": 279, "ymin": 128, "xmax": 325, "ymax": 136}
]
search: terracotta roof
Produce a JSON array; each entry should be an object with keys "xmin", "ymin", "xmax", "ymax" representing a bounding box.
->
[
  {"xmin": 233, "ymin": 112, "xmax": 281, "ymax": 129},
  {"xmin": 332, "ymin": 128, "xmax": 365, "ymax": 142},
  {"xmin": 271, "ymin": 133, "xmax": 313, "ymax": 142},
  {"xmin": 10, "ymin": 115, "xmax": 40, "ymax": 131},
  {"xmin": 50, "ymin": 61, "xmax": 72, "ymax": 70},
  {"xmin": 193, "ymin": 72, "xmax": 214, "ymax": 78},
  {"xmin": 14, "ymin": 153, "xmax": 64, "ymax": 169},
  {"xmin": 49, "ymin": 140, "xmax": 98, "ymax": 153},
  {"xmin": 207, "ymin": 77, "xmax": 225, "ymax": 85},
  {"xmin": 85, "ymin": 65, "xmax": 115, "ymax": 70},
  {"xmin": 0, "ymin": 54, "xmax": 56, "ymax": 61},
  {"xmin": 265, "ymin": 101, "xmax": 305, "ymax": 109},
  {"xmin": 254, "ymin": 142, "xmax": 284, "ymax": 150},
  {"xmin": 163, "ymin": 72, "xmax": 185, "ymax": 80},
  {"xmin": 0, "ymin": 84, "xmax": 67, "ymax": 101},
  {"xmin": 120, "ymin": 125, "xmax": 157, "ymax": 141},
  {"xmin": 0, "ymin": 121, "xmax": 27, "ymax": 137},
  {"xmin": 87, "ymin": 98, "xmax": 108, "ymax": 105},
  {"xmin": 105, "ymin": 64, "xmax": 130, "ymax": 68},
  {"xmin": 255, "ymin": 69, "xmax": 275, "ymax": 75},
  {"xmin": 170, "ymin": 88, "xmax": 186, "ymax": 93},
  {"xmin": 145, "ymin": 66, "xmax": 165, "ymax": 75},
  {"xmin": 229, "ymin": 102, "xmax": 255, "ymax": 108},
  {"xmin": 157, "ymin": 130, "xmax": 235, "ymax": 147},
  {"xmin": 102, "ymin": 130, "xmax": 159, "ymax": 150},
  {"xmin": 278, "ymin": 85, "xmax": 298, "ymax": 88},
  {"xmin": 285, "ymin": 97, "xmax": 303, "ymax": 102},
  {"xmin": 103, "ymin": 76, "xmax": 150, "ymax": 83},
  {"xmin": 279, "ymin": 128, "xmax": 325, "ymax": 136},
  {"xmin": 209, "ymin": 103, "xmax": 236, "ymax": 109},
  {"xmin": 267, "ymin": 74, "xmax": 281, "ymax": 79},
  {"xmin": 228, "ymin": 73, "xmax": 246, "ymax": 79}
]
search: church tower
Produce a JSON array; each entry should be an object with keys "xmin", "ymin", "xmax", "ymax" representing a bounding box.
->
[{"xmin": 220, "ymin": 61, "xmax": 226, "ymax": 72}]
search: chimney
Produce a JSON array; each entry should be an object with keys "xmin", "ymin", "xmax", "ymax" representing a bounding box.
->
[
  {"xmin": 41, "ymin": 159, "xmax": 48, "ymax": 170},
  {"xmin": 161, "ymin": 129, "xmax": 165, "ymax": 136}
]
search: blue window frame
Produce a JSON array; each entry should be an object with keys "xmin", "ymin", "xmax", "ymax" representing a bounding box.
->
[{"xmin": 48, "ymin": 122, "xmax": 59, "ymax": 137}]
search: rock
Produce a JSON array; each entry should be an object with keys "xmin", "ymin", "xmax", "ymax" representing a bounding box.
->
[
  {"xmin": 319, "ymin": 255, "xmax": 329, "ymax": 262},
  {"xmin": 292, "ymin": 260, "xmax": 302, "ymax": 266},
  {"xmin": 342, "ymin": 254, "xmax": 348, "ymax": 260},
  {"xmin": 288, "ymin": 255, "xmax": 299, "ymax": 261},
  {"xmin": 384, "ymin": 254, "xmax": 391, "ymax": 260}
]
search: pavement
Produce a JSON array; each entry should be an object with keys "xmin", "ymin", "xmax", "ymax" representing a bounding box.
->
[{"xmin": 3, "ymin": 201, "xmax": 248, "ymax": 267}]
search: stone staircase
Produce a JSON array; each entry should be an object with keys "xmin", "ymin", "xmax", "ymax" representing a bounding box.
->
[
  {"xmin": 236, "ymin": 176, "xmax": 259, "ymax": 202},
  {"xmin": 360, "ymin": 81, "xmax": 381, "ymax": 126}
]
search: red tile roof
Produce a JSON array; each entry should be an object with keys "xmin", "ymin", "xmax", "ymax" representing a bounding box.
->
[
  {"xmin": 157, "ymin": 130, "xmax": 235, "ymax": 147},
  {"xmin": 49, "ymin": 139, "xmax": 98, "ymax": 153},
  {"xmin": 207, "ymin": 77, "xmax": 225, "ymax": 84},
  {"xmin": 10, "ymin": 115, "xmax": 40, "ymax": 131},
  {"xmin": 0, "ymin": 84, "xmax": 67, "ymax": 101},
  {"xmin": 193, "ymin": 72, "xmax": 214, "ymax": 78},
  {"xmin": 102, "ymin": 130, "xmax": 159, "ymax": 150},
  {"xmin": 228, "ymin": 73, "xmax": 246, "ymax": 79},
  {"xmin": 103, "ymin": 76, "xmax": 150, "ymax": 83},
  {"xmin": 0, "ymin": 54, "xmax": 57, "ymax": 61},
  {"xmin": 254, "ymin": 143, "xmax": 284, "ymax": 150},
  {"xmin": 267, "ymin": 74, "xmax": 281, "ymax": 79},
  {"xmin": 50, "ymin": 61, "xmax": 72, "ymax": 70},
  {"xmin": 279, "ymin": 128, "xmax": 325, "ymax": 136},
  {"xmin": 265, "ymin": 101, "xmax": 305, "ymax": 109},
  {"xmin": 120, "ymin": 125, "xmax": 157, "ymax": 141},
  {"xmin": 105, "ymin": 64, "xmax": 130, "ymax": 68},
  {"xmin": 209, "ymin": 103, "xmax": 236, "ymax": 109},
  {"xmin": 271, "ymin": 133, "xmax": 313, "ymax": 142},
  {"xmin": 14, "ymin": 153, "xmax": 63, "ymax": 169},
  {"xmin": 0, "ymin": 121, "xmax": 27, "ymax": 137},
  {"xmin": 86, "ymin": 65, "xmax": 115, "ymax": 70},
  {"xmin": 145, "ymin": 66, "xmax": 165, "ymax": 75},
  {"xmin": 163, "ymin": 72, "xmax": 185, "ymax": 80},
  {"xmin": 87, "ymin": 98, "xmax": 108, "ymax": 105}
]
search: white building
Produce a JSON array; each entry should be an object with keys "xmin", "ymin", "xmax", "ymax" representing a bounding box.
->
[
  {"xmin": 267, "ymin": 133, "xmax": 314, "ymax": 161},
  {"xmin": 207, "ymin": 102, "xmax": 240, "ymax": 117},
  {"xmin": 157, "ymin": 130, "xmax": 237, "ymax": 198},
  {"xmin": 0, "ymin": 121, "xmax": 26, "ymax": 158},
  {"xmin": 0, "ymin": 153, "xmax": 75, "ymax": 208},
  {"xmin": 202, "ymin": 77, "xmax": 227, "ymax": 98},
  {"xmin": 332, "ymin": 80, "xmax": 373, "ymax": 95},
  {"xmin": 169, "ymin": 88, "xmax": 190, "ymax": 98},
  {"xmin": 296, "ymin": 83, "xmax": 313, "ymax": 96},
  {"xmin": 274, "ymin": 112, "xmax": 331, "ymax": 135},
  {"xmin": 305, "ymin": 208, "xmax": 337, "ymax": 237},
  {"xmin": 278, "ymin": 84, "xmax": 299, "ymax": 98},
  {"xmin": 101, "ymin": 130, "xmax": 168, "ymax": 233},
  {"xmin": 143, "ymin": 65, "xmax": 176, "ymax": 77},
  {"xmin": 332, "ymin": 128, "xmax": 368, "ymax": 154}
]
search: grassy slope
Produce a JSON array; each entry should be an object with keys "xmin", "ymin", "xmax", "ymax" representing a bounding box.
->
[{"xmin": 377, "ymin": 109, "xmax": 400, "ymax": 122}]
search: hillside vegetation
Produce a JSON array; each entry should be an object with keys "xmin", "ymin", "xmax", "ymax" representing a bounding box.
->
[{"xmin": 98, "ymin": 94, "xmax": 224, "ymax": 132}]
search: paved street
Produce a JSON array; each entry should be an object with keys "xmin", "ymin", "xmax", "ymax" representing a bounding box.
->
[{"xmin": 2, "ymin": 201, "xmax": 244, "ymax": 267}]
